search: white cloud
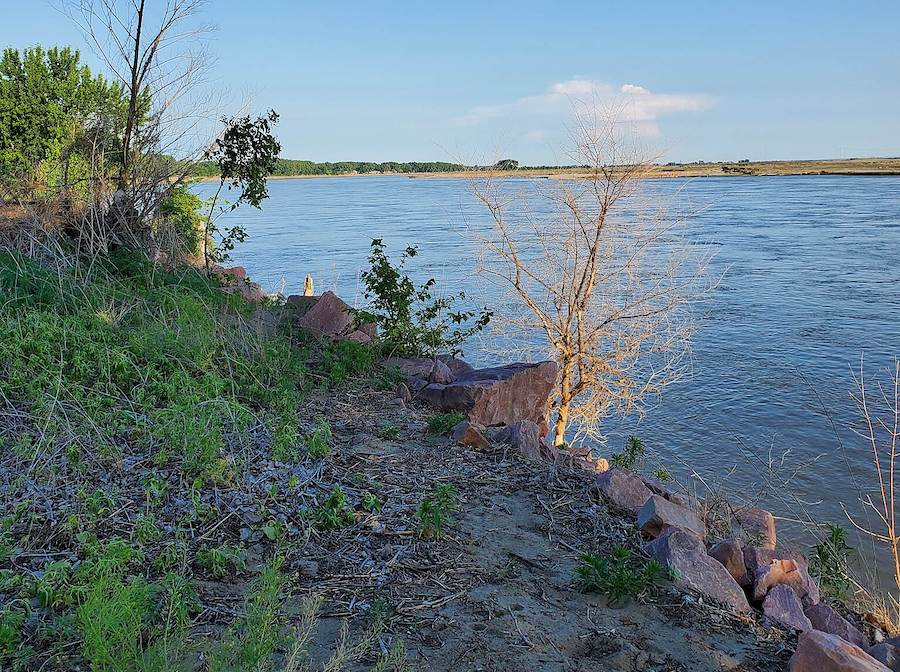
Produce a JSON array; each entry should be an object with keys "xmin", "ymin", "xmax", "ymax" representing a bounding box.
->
[{"xmin": 456, "ymin": 78, "xmax": 712, "ymax": 136}]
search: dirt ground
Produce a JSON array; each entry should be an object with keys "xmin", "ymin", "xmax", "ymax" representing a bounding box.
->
[{"xmin": 289, "ymin": 382, "xmax": 795, "ymax": 671}]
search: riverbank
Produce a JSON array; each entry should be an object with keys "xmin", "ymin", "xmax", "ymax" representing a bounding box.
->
[
  {"xmin": 188, "ymin": 157, "xmax": 900, "ymax": 183},
  {"xmin": 2, "ymin": 248, "xmax": 896, "ymax": 670}
]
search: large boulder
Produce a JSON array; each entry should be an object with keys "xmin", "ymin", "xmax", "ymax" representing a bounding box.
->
[
  {"xmin": 764, "ymin": 584, "xmax": 812, "ymax": 631},
  {"xmin": 636, "ymin": 494, "xmax": 706, "ymax": 540},
  {"xmin": 708, "ymin": 538, "xmax": 750, "ymax": 586},
  {"xmin": 297, "ymin": 291, "xmax": 355, "ymax": 338},
  {"xmin": 594, "ymin": 468, "xmax": 654, "ymax": 516},
  {"xmin": 790, "ymin": 631, "xmax": 889, "ymax": 672},
  {"xmin": 733, "ymin": 506, "xmax": 777, "ymax": 550},
  {"xmin": 646, "ymin": 528, "xmax": 751, "ymax": 613},
  {"xmin": 494, "ymin": 420, "xmax": 544, "ymax": 460},
  {"xmin": 419, "ymin": 361, "xmax": 558, "ymax": 435},
  {"xmin": 217, "ymin": 265, "xmax": 265, "ymax": 302},
  {"xmin": 805, "ymin": 603, "xmax": 868, "ymax": 650}
]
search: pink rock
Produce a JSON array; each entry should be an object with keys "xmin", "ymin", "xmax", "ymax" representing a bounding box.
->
[
  {"xmin": 790, "ymin": 631, "xmax": 889, "ymax": 672},
  {"xmin": 219, "ymin": 265, "xmax": 247, "ymax": 280},
  {"xmin": 594, "ymin": 468, "xmax": 654, "ymax": 515},
  {"xmin": 437, "ymin": 355, "xmax": 474, "ymax": 378},
  {"xmin": 636, "ymin": 494, "xmax": 706, "ymax": 539},
  {"xmin": 753, "ymin": 558, "xmax": 820, "ymax": 607},
  {"xmin": 344, "ymin": 329, "xmax": 372, "ymax": 344},
  {"xmin": 450, "ymin": 421, "xmax": 490, "ymax": 450},
  {"xmin": 734, "ymin": 507, "xmax": 777, "ymax": 550},
  {"xmin": 805, "ymin": 603, "xmax": 868, "ymax": 650},
  {"xmin": 640, "ymin": 475, "xmax": 696, "ymax": 508},
  {"xmin": 764, "ymin": 584, "xmax": 813, "ymax": 631},
  {"xmin": 420, "ymin": 361, "xmax": 558, "ymax": 436},
  {"xmin": 708, "ymin": 538, "xmax": 750, "ymax": 586},
  {"xmin": 298, "ymin": 291, "xmax": 354, "ymax": 337},
  {"xmin": 428, "ymin": 359, "xmax": 453, "ymax": 384},
  {"xmin": 647, "ymin": 528, "xmax": 750, "ymax": 613},
  {"xmin": 395, "ymin": 383, "xmax": 412, "ymax": 403}
]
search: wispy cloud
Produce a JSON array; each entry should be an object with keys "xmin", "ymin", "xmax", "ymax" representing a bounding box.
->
[{"xmin": 456, "ymin": 79, "xmax": 712, "ymax": 136}]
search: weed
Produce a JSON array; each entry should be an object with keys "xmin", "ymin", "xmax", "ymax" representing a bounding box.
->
[
  {"xmin": 576, "ymin": 545, "xmax": 664, "ymax": 605},
  {"xmin": 652, "ymin": 467, "xmax": 672, "ymax": 482},
  {"xmin": 196, "ymin": 544, "xmax": 248, "ymax": 578},
  {"xmin": 323, "ymin": 339, "xmax": 375, "ymax": 385},
  {"xmin": 262, "ymin": 519, "xmax": 286, "ymax": 542},
  {"xmin": 610, "ymin": 435, "xmax": 645, "ymax": 470},
  {"xmin": 378, "ymin": 423, "xmax": 401, "ymax": 440},
  {"xmin": 315, "ymin": 486, "xmax": 357, "ymax": 530},
  {"xmin": 810, "ymin": 523, "xmax": 855, "ymax": 599},
  {"xmin": 416, "ymin": 483, "xmax": 457, "ymax": 539},
  {"xmin": 374, "ymin": 365, "xmax": 407, "ymax": 391},
  {"xmin": 305, "ymin": 416, "xmax": 332, "ymax": 459},
  {"xmin": 427, "ymin": 411, "xmax": 466, "ymax": 435},
  {"xmin": 362, "ymin": 492, "xmax": 383, "ymax": 513},
  {"xmin": 133, "ymin": 512, "xmax": 160, "ymax": 543}
]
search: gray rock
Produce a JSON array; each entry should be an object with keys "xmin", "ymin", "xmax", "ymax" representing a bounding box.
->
[
  {"xmin": 734, "ymin": 506, "xmax": 777, "ymax": 550},
  {"xmin": 805, "ymin": 602, "xmax": 868, "ymax": 649},
  {"xmin": 647, "ymin": 527, "xmax": 750, "ymax": 613},
  {"xmin": 764, "ymin": 584, "xmax": 812, "ymax": 631},
  {"xmin": 868, "ymin": 644, "xmax": 900, "ymax": 671},
  {"xmin": 636, "ymin": 494, "xmax": 706, "ymax": 539}
]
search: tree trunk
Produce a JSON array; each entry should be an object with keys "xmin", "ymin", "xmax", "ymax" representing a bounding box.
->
[{"xmin": 553, "ymin": 367, "xmax": 572, "ymax": 447}]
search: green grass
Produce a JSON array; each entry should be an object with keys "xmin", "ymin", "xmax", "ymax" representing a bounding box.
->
[{"xmin": 416, "ymin": 483, "xmax": 457, "ymax": 539}]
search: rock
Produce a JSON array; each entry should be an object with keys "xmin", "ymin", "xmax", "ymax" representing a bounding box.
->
[
  {"xmin": 790, "ymin": 630, "xmax": 889, "ymax": 672},
  {"xmin": 647, "ymin": 527, "xmax": 751, "ymax": 613},
  {"xmin": 868, "ymin": 644, "xmax": 900, "ymax": 671},
  {"xmin": 636, "ymin": 494, "xmax": 706, "ymax": 540},
  {"xmin": 640, "ymin": 475, "xmax": 695, "ymax": 508},
  {"xmin": 298, "ymin": 291, "xmax": 354, "ymax": 337},
  {"xmin": 395, "ymin": 383, "xmax": 412, "ymax": 403},
  {"xmin": 753, "ymin": 557, "xmax": 820, "ymax": 606},
  {"xmin": 734, "ymin": 507, "xmax": 777, "ymax": 550},
  {"xmin": 806, "ymin": 603, "xmax": 868, "ymax": 649},
  {"xmin": 437, "ymin": 354, "xmax": 474, "ymax": 378},
  {"xmin": 450, "ymin": 421, "xmax": 490, "ymax": 450},
  {"xmin": 419, "ymin": 361, "xmax": 558, "ymax": 435},
  {"xmin": 594, "ymin": 468, "xmax": 654, "ymax": 515},
  {"xmin": 344, "ymin": 329, "xmax": 372, "ymax": 344},
  {"xmin": 428, "ymin": 359, "xmax": 454, "ymax": 384},
  {"xmin": 708, "ymin": 538, "xmax": 750, "ymax": 586},
  {"xmin": 495, "ymin": 420, "xmax": 544, "ymax": 460},
  {"xmin": 764, "ymin": 584, "xmax": 812, "ymax": 631},
  {"xmin": 219, "ymin": 265, "xmax": 247, "ymax": 280}
]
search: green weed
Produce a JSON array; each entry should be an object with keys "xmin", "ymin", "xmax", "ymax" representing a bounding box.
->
[
  {"xmin": 196, "ymin": 544, "xmax": 248, "ymax": 578},
  {"xmin": 426, "ymin": 411, "xmax": 466, "ymax": 435},
  {"xmin": 576, "ymin": 545, "xmax": 664, "ymax": 605},
  {"xmin": 809, "ymin": 523, "xmax": 855, "ymax": 599},
  {"xmin": 315, "ymin": 485, "xmax": 357, "ymax": 530},
  {"xmin": 416, "ymin": 483, "xmax": 457, "ymax": 539},
  {"xmin": 305, "ymin": 416, "xmax": 332, "ymax": 459},
  {"xmin": 610, "ymin": 435, "xmax": 645, "ymax": 470}
]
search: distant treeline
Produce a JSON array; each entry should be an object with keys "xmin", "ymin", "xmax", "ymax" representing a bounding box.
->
[{"xmin": 192, "ymin": 159, "xmax": 468, "ymax": 177}]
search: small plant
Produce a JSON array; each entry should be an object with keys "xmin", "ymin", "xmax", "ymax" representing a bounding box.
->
[
  {"xmin": 416, "ymin": 483, "xmax": 457, "ymax": 539},
  {"xmin": 427, "ymin": 411, "xmax": 466, "ymax": 435},
  {"xmin": 809, "ymin": 523, "xmax": 855, "ymax": 599},
  {"xmin": 132, "ymin": 512, "xmax": 160, "ymax": 543},
  {"xmin": 576, "ymin": 545, "xmax": 664, "ymax": 605},
  {"xmin": 378, "ymin": 423, "xmax": 401, "ymax": 440},
  {"xmin": 262, "ymin": 518, "xmax": 286, "ymax": 542},
  {"xmin": 362, "ymin": 492, "xmax": 383, "ymax": 513},
  {"xmin": 652, "ymin": 467, "xmax": 672, "ymax": 482},
  {"xmin": 196, "ymin": 544, "xmax": 248, "ymax": 578},
  {"xmin": 610, "ymin": 435, "xmax": 645, "ymax": 470},
  {"xmin": 315, "ymin": 486, "xmax": 357, "ymax": 530},
  {"xmin": 356, "ymin": 239, "xmax": 491, "ymax": 357},
  {"xmin": 305, "ymin": 416, "xmax": 332, "ymax": 459},
  {"xmin": 375, "ymin": 365, "xmax": 407, "ymax": 391}
]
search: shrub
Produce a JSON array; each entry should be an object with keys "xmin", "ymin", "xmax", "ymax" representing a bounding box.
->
[
  {"xmin": 576, "ymin": 546, "xmax": 664, "ymax": 605},
  {"xmin": 356, "ymin": 239, "xmax": 491, "ymax": 357},
  {"xmin": 809, "ymin": 524, "xmax": 854, "ymax": 599},
  {"xmin": 305, "ymin": 416, "xmax": 332, "ymax": 459},
  {"xmin": 323, "ymin": 339, "xmax": 375, "ymax": 385},
  {"xmin": 159, "ymin": 185, "xmax": 204, "ymax": 259},
  {"xmin": 427, "ymin": 411, "xmax": 466, "ymax": 435},
  {"xmin": 416, "ymin": 483, "xmax": 457, "ymax": 539},
  {"xmin": 196, "ymin": 544, "xmax": 248, "ymax": 578}
]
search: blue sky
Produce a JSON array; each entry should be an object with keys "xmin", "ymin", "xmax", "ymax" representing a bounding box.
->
[{"xmin": 3, "ymin": 1, "xmax": 899, "ymax": 164}]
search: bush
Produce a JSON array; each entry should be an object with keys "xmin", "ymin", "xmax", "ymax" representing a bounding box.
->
[
  {"xmin": 159, "ymin": 185, "xmax": 204, "ymax": 258},
  {"xmin": 610, "ymin": 435, "xmax": 645, "ymax": 470},
  {"xmin": 809, "ymin": 524, "xmax": 854, "ymax": 599},
  {"xmin": 356, "ymin": 239, "xmax": 491, "ymax": 357},
  {"xmin": 323, "ymin": 339, "xmax": 375, "ymax": 385}
]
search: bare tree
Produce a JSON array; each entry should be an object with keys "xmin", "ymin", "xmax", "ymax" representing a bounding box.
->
[
  {"xmin": 471, "ymin": 109, "xmax": 712, "ymax": 448},
  {"xmin": 62, "ymin": 0, "xmax": 215, "ymax": 252}
]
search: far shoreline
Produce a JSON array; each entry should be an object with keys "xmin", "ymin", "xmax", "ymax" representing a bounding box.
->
[{"xmin": 190, "ymin": 157, "xmax": 900, "ymax": 183}]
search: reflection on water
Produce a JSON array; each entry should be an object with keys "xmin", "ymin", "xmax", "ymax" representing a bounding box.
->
[{"xmin": 195, "ymin": 174, "xmax": 900, "ymax": 580}]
